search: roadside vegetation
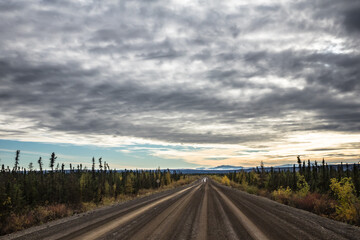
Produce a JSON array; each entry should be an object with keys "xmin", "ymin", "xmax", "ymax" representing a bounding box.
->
[
  {"xmin": 0, "ymin": 150, "xmax": 198, "ymax": 235},
  {"xmin": 212, "ymin": 157, "xmax": 360, "ymax": 226}
]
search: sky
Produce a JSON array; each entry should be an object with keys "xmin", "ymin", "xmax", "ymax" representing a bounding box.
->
[{"xmin": 0, "ymin": 0, "xmax": 360, "ymax": 169}]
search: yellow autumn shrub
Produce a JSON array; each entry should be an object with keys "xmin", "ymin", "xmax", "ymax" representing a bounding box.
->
[
  {"xmin": 330, "ymin": 177, "xmax": 358, "ymax": 223},
  {"xmin": 221, "ymin": 175, "xmax": 231, "ymax": 186},
  {"xmin": 272, "ymin": 186, "xmax": 292, "ymax": 204}
]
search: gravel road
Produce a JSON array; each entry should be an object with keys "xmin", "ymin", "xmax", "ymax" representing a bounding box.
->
[{"xmin": 2, "ymin": 178, "xmax": 360, "ymax": 240}]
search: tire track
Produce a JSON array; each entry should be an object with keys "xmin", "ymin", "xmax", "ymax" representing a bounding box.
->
[
  {"xmin": 196, "ymin": 180, "xmax": 208, "ymax": 240},
  {"xmin": 128, "ymin": 184, "xmax": 202, "ymax": 240},
  {"xmin": 212, "ymin": 184, "xmax": 268, "ymax": 240},
  {"xmin": 214, "ymin": 182, "xmax": 351, "ymax": 240},
  {"xmin": 70, "ymin": 184, "xmax": 199, "ymax": 240}
]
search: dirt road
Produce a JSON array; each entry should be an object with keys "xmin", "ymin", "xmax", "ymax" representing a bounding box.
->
[{"xmin": 3, "ymin": 178, "xmax": 360, "ymax": 240}]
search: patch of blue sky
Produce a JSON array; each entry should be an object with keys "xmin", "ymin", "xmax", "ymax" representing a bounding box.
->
[
  {"xmin": 0, "ymin": 139, "xmax": 198, "ymax": 170},
  {"xmin": 244, "ymin": 149, "xmax": 269, "ymax": 153}
]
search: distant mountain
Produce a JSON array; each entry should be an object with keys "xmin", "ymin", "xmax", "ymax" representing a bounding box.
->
[
  {"xmin": 195, "ymin": 164, "xmax": 294, "ymax": 171},
  {"xmin": 208, "ymin": 165, "xmax": 243, "ymax": 170},
  {"xmin": 174, "ymin": 169, "xmax": 243, "ymax": 174},
  {"xmin": 172, "ymin": 163, "xmax": 355, "ymax": 174},
  {"xmin": 272, "ymin": 164, "xmax": 295, "ymax": 168}
]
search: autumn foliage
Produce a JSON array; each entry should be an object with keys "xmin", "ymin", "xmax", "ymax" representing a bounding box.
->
[{"xmin": 217, "ymin": 158, "xmax": 360, "ymax": 225}]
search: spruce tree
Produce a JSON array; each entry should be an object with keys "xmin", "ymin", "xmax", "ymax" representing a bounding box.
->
[
  {"xmin": 99, "ymin": 157, "xmax": 103, "ymax": 172},
  {"xmin": 13, "ymin": 150, "xmax": 20, "ymax": 172},
  {"xmin": 297, "ymin": 155, "xmax": 302, "ymax": 175},
  {"xmin": 28, "ymin": 162, "xmax": 33, "ymax": 171},
  {"xmin": 49, "ymin": 152, "xmax": 57, "ymax": 172},
  {"xmin": 37, "ymin": 157, "xmax": 43, "ymax": 173}
]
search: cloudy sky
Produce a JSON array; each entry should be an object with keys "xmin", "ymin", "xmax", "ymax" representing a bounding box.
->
[{"xmin": 1, "ymin": 0, "xmax": 360, "ymax": 169}]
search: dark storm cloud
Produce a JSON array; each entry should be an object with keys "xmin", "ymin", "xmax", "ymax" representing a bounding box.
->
[
  {"xmin": 0, "ymin": 2, "xmax": 25, "ymax": 12},
  {"xmin": 344, "ymin": 8, "xmax": 360, "ymax": 32},
  {"xmin": 0, "ymin": 0, "xmax": 360, "ymax": 145},
  {"xmin": 138, "ymin": 49, "xmax": 183, "ymax": 60},
  {"xmin": 0, "ymin": 55, "xmax": 278, "ymax": 143}
]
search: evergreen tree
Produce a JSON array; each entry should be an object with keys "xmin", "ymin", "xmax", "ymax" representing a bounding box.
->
[
  {"xmin": 28, "ymin": 162, "xmax": 33, "ymax": 171},
  {"xmin": 13, "ymin": 150, "xmax": 20, "ymax": 172},
  {"xmin": 297, "ymin": 155, "xmax": 302, "ymax": 175},
  {"xmin": 49, "ymin": 152, "xmax": 57, "ymax": 172},
  {"xmin": 38, "ymin": 157, "xmax": 43, "ymax": 173},
  {"xmin": 99, "ymin": 157, "xmax": 103, "ymax": 172}
]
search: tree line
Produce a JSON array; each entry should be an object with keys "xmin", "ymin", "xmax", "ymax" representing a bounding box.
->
[
  {"xmin": 0, "ymin": 150, "xmax": 185, "ymax": 227},
  {"xmin": 226, "ymin": 157, "xmax": 360, "ymax": 196},
  {"xmin": 221, "ymin": 157, "xmax": 360, "ymax": 224}
]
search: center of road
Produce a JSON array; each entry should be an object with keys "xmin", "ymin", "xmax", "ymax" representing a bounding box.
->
[{"xmin": 212, "ymin": 185, "xmax": 269, "ymax": 240}]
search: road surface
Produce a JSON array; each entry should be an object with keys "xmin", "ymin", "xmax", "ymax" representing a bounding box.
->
[{"xmin": 3, "ymin": 178, "xmax": 360, "ymax": 240}]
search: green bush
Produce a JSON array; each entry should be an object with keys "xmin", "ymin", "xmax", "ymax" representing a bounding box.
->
[{"xmin": 297, "ymin": 175, "xmax": 310, "ymax": 197}]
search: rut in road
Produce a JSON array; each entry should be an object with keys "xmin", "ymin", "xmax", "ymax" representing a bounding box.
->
[{"xmin": 5, "ymin": 178, "xmax": 360, "ymax": 240}]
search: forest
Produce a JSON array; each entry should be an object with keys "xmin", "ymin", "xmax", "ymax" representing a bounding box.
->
[
  {"xmin": 0, "ymin": 150, "xmax": 193, "ymax": 235},
  {"xmin": 215, "ymin": 156, "xmax": 360, "ymax": 225},
  {"xmin": 1, "ymin": 150, "xmax": 360, "ymax": 235}
]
